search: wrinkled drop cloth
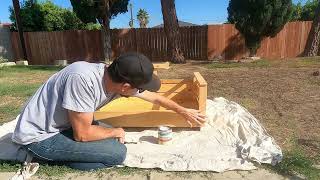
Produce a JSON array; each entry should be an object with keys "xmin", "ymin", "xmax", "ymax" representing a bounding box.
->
[{"xmin": 123, "ymin": 97, "xmax": 282, "ymax": 172}]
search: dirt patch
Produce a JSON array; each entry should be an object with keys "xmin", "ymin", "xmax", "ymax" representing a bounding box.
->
[{"xmin": 158, "ymin": 63, "xmax": 320, "ymax": 158}]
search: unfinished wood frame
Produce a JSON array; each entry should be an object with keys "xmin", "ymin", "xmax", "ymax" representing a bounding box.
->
[{"xmin": 94, "ymin": 72, "xmax": 207, "ymax": 128}]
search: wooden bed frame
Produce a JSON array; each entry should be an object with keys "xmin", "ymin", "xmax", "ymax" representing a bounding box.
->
[{"xmin": 94, "ymin": 72, "xmax": 207, "ymax": 128}]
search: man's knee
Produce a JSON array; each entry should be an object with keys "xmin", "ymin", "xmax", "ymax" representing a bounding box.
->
[
  {"xmin": 101, "ymin": 140, "xmax": 127, "ymax": 165},
  {"xmin": 112, "ymin": 142, "xmax": 127, "ymax": 164}
]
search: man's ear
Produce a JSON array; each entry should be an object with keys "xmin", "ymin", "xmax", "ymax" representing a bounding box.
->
[{"xmin": 121, "ymin": 83, "xmax": 132, "ymax": 92}]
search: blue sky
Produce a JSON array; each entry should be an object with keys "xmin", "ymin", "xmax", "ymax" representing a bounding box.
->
[{"xmin": 0, "ymin": 0, "xmax": 308, "ymax": 28}]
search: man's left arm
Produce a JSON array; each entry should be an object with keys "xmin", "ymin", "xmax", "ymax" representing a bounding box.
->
[{"xmin": 134, "ymin": 90, "xmax": 206, "ymax": 127}]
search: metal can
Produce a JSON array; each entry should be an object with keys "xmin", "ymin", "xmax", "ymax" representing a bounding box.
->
[{"xmin": 158, "ymin": 126, "xmax": 172, "ymax": 145}]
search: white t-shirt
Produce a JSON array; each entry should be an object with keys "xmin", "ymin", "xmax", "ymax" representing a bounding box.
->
[{"xmin": 12, "ymin": 61, "xmax": 119, "ymax": 145}]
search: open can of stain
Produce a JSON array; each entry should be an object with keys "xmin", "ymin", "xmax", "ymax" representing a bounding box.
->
[{"xmin": 158, "ymin": 126, "xmax": 172, "ymax": 145}]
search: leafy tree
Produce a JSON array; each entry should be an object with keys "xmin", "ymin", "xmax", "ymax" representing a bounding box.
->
[
  {"xmin": 70, "ymin": 0, "xmax": 129, "ymax": 61},
  {"xmin": 291, "ymin": 0, "xmax": 318, "ymax": 21},
  {"xmin": 9, "ymin": 0, "xmax": 44, "ymax": 31},
  {"xmin": 300, "ymin": 0, "xmax": 318, "ymax": 20},
  {"xmin": 160, "ymin": 0, "xmax": 185, "ymax": 63},
  {"xmin": 228, "ymin": 0, "xmax": 293, "ymax": 56},
  {"xmin": 304, "ymin": 0, "xmax": 320, "ymax": 56},
  {"xmin": 9, "ymin": 0, "xmax": 85, "ymax": 32},
  {"xmin": 137, "ymin": 8, "xmax": 149, "ymax": 28},
  {"xmin": 41, "ymin": 1, "xmax": 68, "ymax": 31},
  {"xmin": 290, "ymin": 2, "xmax": 303, "ymax": 21}
]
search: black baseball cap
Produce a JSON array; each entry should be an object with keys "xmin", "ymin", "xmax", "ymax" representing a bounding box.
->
[{"xmin": 108, "ymin": 52, "xmax": 161, "ymax": 92}]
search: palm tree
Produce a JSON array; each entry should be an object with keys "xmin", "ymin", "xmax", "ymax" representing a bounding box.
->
[
  {"xmin": 137, "ymin": 8, "xmax": 149, "ymax": 28},
  {"xmin": 160, "ymin": 0, "xmax": 185, "ymax": 63},
  {"xmin": 304, "ymin": 0, "xmax": 320, "ymax": 56}
]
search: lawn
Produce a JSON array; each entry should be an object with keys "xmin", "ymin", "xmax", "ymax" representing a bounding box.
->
[
  {"xmin": 0, "ymin": 58, "xmax": 319, "ymax": 179},
  {"xmin": 0, "ymin": 66, "xmax": 63, "ymax": 123}
]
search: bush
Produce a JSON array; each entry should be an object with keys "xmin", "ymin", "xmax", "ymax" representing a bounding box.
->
[
  {"xmin": 9, "ymin": 0, "xmax": 89, "ymax": 31},
  {"xmin": 81, "ymin": 23, "xmax": 101, "ymax": 30}
]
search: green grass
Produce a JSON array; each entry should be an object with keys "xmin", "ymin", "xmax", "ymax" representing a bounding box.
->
[
  {"xmin": 0, "ymin": 161, "xmax": 80, "ymax": 179},
  {"xmin": 287, "ymin": 57, "xmax": 320, "ymax": 68},
  {"xmin": 206, "ymin": 57, "xmax": 320, "ymax": 69},
  {"xmin": 36, "ymin": 164, "xmax": 78, "ymax": 177},
  {"xmin": 206, "ymin": 59, "xmax": 271, "ymax": 69},
  {"xmin": 0, "ymin": 162, "xmax": 152, "ymax": 178},
  {"xmin": 266, "ymin": 150, "xmax": 320, "ymax": 180},
  {"xmin": 0, "ymin": 65, "xmax": 64, "ymax": 73},
  {"xmin": 0, "ymin": 105, "xmax": 22, "ymax": 119},
  {"xmin": 0, "ymin": 66, "xmax": 60, "ymax": 124},
  {"xmin": 0, "ymin": 83, "xmax": 42, "ymax": 97},
  {"xmin": 0, "ymin": 161, "xmax": 22, "ymax": 172},
  {"xmin": 264, "ymin": 138, "xmax": 320, "ymax": 180}
]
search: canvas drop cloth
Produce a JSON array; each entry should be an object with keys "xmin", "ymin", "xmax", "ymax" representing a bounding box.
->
[
  {"xmin": 0, "ymin": 97, "xmax": 282, "ymax": 173},
  {"xmin": 123, "ymin": 97, "xmax": 282, "ymax": 171}
]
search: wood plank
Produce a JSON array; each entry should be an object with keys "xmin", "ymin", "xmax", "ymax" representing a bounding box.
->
[
  {"xmin": 198, "ymin": 83, "xmax": 207, "ymax": 113},
  {"xmin": 98, "ymin": 96, "xmax": 196, "ymax": 112},
  {"xmin": 192, "ymin": 72, "xmax": 207, "ymax": 113},
  {"xmin": 95, "ymin": 111, "xmax": 201, "ymax": 127},
  {"xmin": 193, "ymin": 72, "xmax": 207, "ymax": 86},
  {"xmin": 160, "ymin": 79, "xmax": 190, "ymax": 84},
  {"xmin": 153, "ymin": 61, "xmax": 170, "ymax": 69},
  {"xmin": 157, "ymin": 82, "xmax": 193, "ymax": 93}
]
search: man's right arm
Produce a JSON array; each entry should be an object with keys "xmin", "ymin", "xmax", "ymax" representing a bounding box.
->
[{"xmin": 67, "ymin": 110, "xmax": 125, "ymax": 143}]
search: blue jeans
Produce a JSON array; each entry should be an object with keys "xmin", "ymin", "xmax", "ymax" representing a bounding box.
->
[{"xmin": 24, "ymin": 129, "xmax": 127, "ymax": 171}]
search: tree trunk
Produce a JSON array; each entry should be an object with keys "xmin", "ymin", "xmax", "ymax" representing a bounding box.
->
[
  {"xmin": 249, "ymin": 48, "xmax": 256, "ymax": 57},
  {"xmin": 12, "ymin": 0, "xmax": 27, "ymax": 60},
  {"xmin": 101, "ymin": 0, "xmax": 112, "ymax": 63},
  {"xmin": 304, "ymin": 1, "xmax": 320, "ymax": 57},
  {"xmin": 160, "ymin": 0, "xmax": 185, "ymax": 63},
  {"xmin": 102, "ymin": 17, "xmax": 111, "ymax": 63}
]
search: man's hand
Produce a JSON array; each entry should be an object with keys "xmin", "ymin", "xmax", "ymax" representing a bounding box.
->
[
  {"xmin": 112, "ymin": 128, "xmax": 125, "ymax": 144},
  {"xmin": 178, "ymin": 108, "xmax": 206, "ymax": 127}
]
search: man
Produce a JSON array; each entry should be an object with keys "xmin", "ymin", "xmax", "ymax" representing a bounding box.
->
[{"xmin": 12, "ymin": 52, "xmax": 206, "ymax": 171}]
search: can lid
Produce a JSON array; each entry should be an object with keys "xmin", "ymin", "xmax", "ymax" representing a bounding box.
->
[{"xmin": 159, "ymin": 126, "xmax": 170, "ymax": 131}]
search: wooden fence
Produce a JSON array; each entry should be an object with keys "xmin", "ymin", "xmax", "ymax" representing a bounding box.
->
[
  {"xmin": 112, "ymin": 26, "xmax": 208, "ymax": 61},
  {"xmin": 11, "ymin": 26, "xmax": 207, "ymax": 65},
  {"xmin": 11, "ymin": 30, "xmax": 104, "ymax": 65},
  {"xmin": 207, "ymin": 21, "xmax": 312, "ymax": 60},
  {"xmin": 10, "ymin": 21, "xmax": 313, "ymax": 65}
]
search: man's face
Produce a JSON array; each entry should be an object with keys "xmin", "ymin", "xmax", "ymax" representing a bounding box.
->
[{"xmin": 104, "ymin": 69, "xmax": 140, "ymax": 97}]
